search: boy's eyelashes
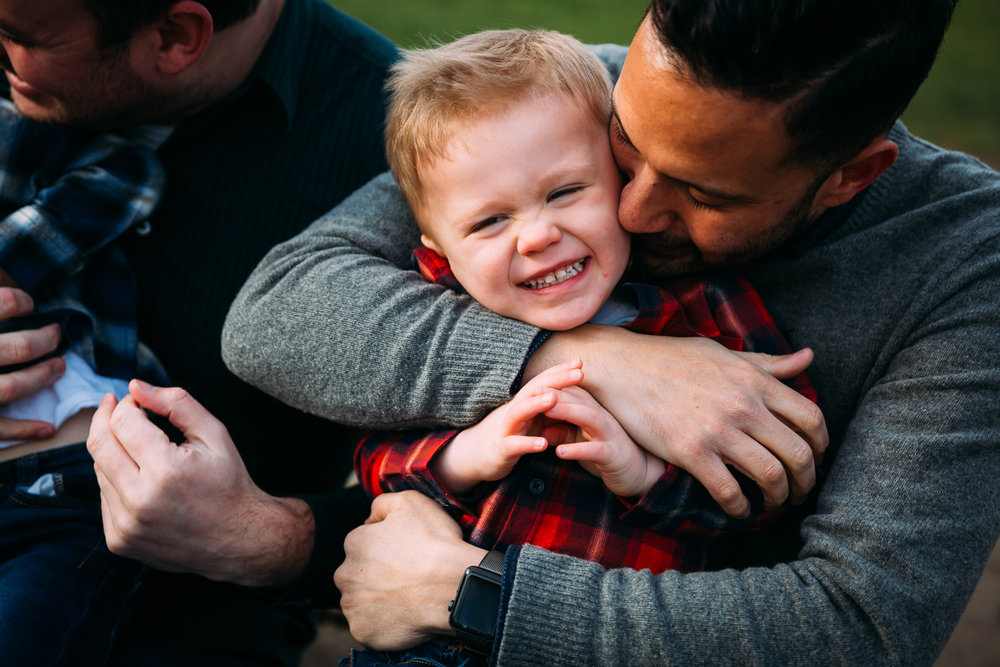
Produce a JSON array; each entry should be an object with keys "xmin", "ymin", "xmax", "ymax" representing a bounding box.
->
[
  {"xmin": 467, "ymin": 185, "xmax": 588, "ymax": 234},
  {"xmin": 548, "ymin": 185, "xmax": 584, "ymax": 202},
  {"xmin": 469, "ymin": 215, "xmax": 508, "ymax": 233}
]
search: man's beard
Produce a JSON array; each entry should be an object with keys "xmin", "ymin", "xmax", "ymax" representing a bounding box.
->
[{"xmin": 632, "ymin": 181, "xmax": 824, "ymax": 281}]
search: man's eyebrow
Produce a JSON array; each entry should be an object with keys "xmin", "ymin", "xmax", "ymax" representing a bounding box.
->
[{"xmin": 610, "ymin": 98, "xmax": 756, "ymax": 204}]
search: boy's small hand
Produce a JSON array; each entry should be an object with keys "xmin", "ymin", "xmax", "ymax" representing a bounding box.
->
[
  {"xmin": 548, "ymin": 386, "xmax": 665, "ymax": 498},
  {"xmin": 432, "ymin": 360, "xmax": 584, "ymax": 494}
]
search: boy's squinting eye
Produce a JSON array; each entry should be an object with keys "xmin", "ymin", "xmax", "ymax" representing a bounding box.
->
[
  {"xmin": 548, "ymin": 185, "xmax": 584, "ymax": 202},
  {"xmin": 469, "ymin": 214, "xmax": 507, "ymax": 234}
]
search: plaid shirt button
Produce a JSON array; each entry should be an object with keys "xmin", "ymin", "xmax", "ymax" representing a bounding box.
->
[{"xmin": 528, "ymin": 478, "xmax": 545, "ymax": 494}]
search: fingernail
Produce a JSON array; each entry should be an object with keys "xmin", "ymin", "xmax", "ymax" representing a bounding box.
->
[{"xmin": 131, "ymin": 379, "xmax": 155, "ymax": 391}]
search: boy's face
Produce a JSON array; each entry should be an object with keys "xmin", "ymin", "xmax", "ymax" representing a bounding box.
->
[{"xmin": 418, "ymin": 93, "xmax": 629, "ymax": 331}]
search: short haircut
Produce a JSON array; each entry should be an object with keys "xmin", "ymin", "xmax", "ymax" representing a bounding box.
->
[
  {"xmin": 385, "ymin": 29, "xmax": 613, "ymax": 221},
  {"xmin": 82, "ymin": 0, "xmax": 260, "ymax": 46},
  {"xmin": 646, "ymin": 0, "xmax": 957, "ymax": 169}
]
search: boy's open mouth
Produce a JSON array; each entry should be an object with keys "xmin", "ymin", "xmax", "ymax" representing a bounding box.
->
[{"xmin": 521, "ymin": 258, "xmax": 587, "ymax": 290}]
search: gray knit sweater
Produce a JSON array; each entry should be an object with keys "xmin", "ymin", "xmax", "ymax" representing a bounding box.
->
[{"xmin": 223, "ymin": 56, "xmax": 1000, "ymax": 667}]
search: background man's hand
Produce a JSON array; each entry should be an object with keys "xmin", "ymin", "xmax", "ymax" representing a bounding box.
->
[
  {"xmin": 87, "ymin": 380, "xmax": 315, "ymax": 587},
  {"xmin": 335, "ymin": 491, "xmax": 485, "ymax": 650},
  {"xmin": 526, "ymin": 326, "xmax": 828, "ymax": 518},
  {"xmin": 0, "ymin": 287, "xmax": 64, "ymax": 441}
]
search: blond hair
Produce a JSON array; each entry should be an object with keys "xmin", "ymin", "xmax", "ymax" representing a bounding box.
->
[{"xmin": 385, "ymin": 29, "xmax": 613, "ymax": 221}]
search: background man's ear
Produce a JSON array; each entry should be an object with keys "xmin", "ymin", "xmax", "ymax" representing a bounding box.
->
[
  {"xmin": 153, "ymin": 1, "xmax": 214, "ymax": 75},
  {"xmin": 813, "ymin": 138, "xmax": 899, "ymax": 209}
]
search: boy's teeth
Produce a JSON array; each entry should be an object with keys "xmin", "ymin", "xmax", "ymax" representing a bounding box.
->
[{"xmin": 523, "ymin": 259, "xmax": 586, "ymax": 289}]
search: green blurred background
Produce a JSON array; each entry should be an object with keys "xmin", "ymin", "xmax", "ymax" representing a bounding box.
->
[{"xmin": 331, "ymin": 0, "xmax": 999, "ymax": 167}]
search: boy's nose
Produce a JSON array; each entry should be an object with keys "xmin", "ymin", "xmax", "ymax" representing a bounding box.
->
[{"xmin": 516, "ymin": 218, "xmax": 562, "ymax": 255}]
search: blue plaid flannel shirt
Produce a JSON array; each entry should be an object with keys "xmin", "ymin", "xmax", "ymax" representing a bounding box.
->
[{"xmin": 0, "ymin": 100, "xmax": 166, "ymax": 381}]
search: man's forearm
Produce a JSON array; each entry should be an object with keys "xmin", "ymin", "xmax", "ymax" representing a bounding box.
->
[{"xmin": 223, "ymin": 172, "xmax": 540, "ymax": 429}]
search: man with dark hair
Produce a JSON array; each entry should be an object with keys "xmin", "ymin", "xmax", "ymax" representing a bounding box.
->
[
  {"xmin": 221, "ymin": 0, "xmax": 1000, "ymax": 663},
  {"xmin": 0, "ymin": 0, "xmax": 397, "ymax": 663}
]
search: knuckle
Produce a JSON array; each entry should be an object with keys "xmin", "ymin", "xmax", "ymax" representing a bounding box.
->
[
  {"xmin": 0, "ymin": 334, "xmax": 31, "ymax": 366},
  {"xmin": 161, "ymin": 385, "xmax": 193, "ymax": 405},
  {"xmin": 800, "ymin": 403, "xmax": 826, "ymax": 433},
  {"xmin": 722, "ymin": 389, "xmax": 757, "ymax": 419},
  {"xmin": 714, "ymin": 480, "xmax": 743, "ymax": 504},
  {"xmin": 104, "ymin": 532, "xmax": 126, "ymax": 555},
  {"xmin": 757, "ymin": 460, "xmax": 786, "ymax": 488},
  {"xmin": 787, "ymin": 442, "xmax": 815, "ymax": 471},
  {"xmin": 0, "ymin": 289, "xmax": 23, "ymax": 317},
  {"xmin": 0, "ymin": 377, "xmax": 17, "ymax": 404}
]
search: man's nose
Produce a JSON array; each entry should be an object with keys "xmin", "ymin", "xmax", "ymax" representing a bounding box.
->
[
  {"xmin": 516, "ymin": 216, "xmax": 562, "ymax": 255},
  {"xmin": 618, "ymin": 167, "xmax": 678, "ymax": 234}
]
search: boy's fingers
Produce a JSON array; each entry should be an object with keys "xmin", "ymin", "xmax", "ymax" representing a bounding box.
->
[
  {"xmin": 499, "ymin": 435, "xmax": 547, "ymax": 460},
  {"xmin": 520, "ymin": 359, "xmax": 583, "ymax": 395},
  {"xmin": 503, "ymin": 390, "xmax": 557, "ymax": 431}
]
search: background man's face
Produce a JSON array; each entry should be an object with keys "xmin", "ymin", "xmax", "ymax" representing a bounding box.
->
[
  {"xmin": 612, "ymin": 16, "xmax": 826, "ymax": 279},
  {"xmin": 0, "ymin": 0, "xmax": 156, "ymax": 128}
]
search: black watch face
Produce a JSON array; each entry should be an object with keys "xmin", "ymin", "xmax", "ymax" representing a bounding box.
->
[{"xmin": 452, "ymin": 568, "xmax": 502, "ymax": 638}]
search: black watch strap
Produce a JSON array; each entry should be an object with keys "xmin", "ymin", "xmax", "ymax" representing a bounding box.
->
[{"xmin": 478, "ymin": 548, "xmax": 505, "ymax": 575}]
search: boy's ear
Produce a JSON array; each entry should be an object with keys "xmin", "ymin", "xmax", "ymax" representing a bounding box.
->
[
  {"xmin": 812, "ymin": 137, "xmax": 899, "ymax": 210},
  {"xmin": 420, "ymin": 233, "xmax": 444, "ymax": 256},
  {"xmin": 150, "ymin": 1, "xmax": 214, "ymax": 75}
]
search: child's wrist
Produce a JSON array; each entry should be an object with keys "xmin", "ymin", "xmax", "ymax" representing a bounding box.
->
[{"xmin": 431, "ymin": 429, "xmax": 480, "ymax": 495}]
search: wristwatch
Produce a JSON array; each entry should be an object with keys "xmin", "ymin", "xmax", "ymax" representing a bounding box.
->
[{"xmin": 448, "ymin": 549, "xmax": 505, "ymax": 655}]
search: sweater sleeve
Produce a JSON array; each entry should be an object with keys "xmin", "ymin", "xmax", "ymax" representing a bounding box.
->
[
  {"xmin": 222, "ymin": 172, "xmax": 540, "ymax": 429},
  {"xmin": 494, "ymin": 236, "xmax": 1000, "ymax": 665}
]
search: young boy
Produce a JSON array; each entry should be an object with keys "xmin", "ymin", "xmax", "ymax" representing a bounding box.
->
[
  {"xmin": 0, "ymin": 97, "xmax": 165, "ymax": 664},
  {"xmin": 348, "ymin": 29, "xmax": 815, "ymax": 665}
]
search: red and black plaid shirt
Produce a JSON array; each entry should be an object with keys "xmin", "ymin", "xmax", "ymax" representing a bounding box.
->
[{"xmin": 355, "ymin": 247, "xmax": 817, "ymax": 574}]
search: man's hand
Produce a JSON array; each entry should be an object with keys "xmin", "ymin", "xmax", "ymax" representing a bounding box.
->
[
  {"xmin": 335, "ymin": 491, "xmax": 485, "ymax": 651},
  {"xmin": 87, "ymin": 380, "xmax": 315, "ymax": 587},
  {"xmin": 0, "ymin": 287, "xmax": 64, "ymax": 441},
  {"xmin": 526, "ymin": 326, "xmax": 828, "ymax": 518}
]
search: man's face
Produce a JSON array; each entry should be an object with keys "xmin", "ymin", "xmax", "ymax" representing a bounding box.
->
[
  {"xmin": 0, "ymin": 0, "xmax": 158, "ymax": 127},
  {"xmin": 418, "ymin": 92, "xmax": 630, "ymax": 332},
  {"xmin": 611, "ymin": 16, "xmax": 827, "ymax": 279}
]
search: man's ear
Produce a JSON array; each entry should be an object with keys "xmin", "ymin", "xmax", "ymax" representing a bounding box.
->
[
  {"xmin": 419, "ymin": 233, "xmax": 444, "ymax": 256},
  {"xmin": 151, "ymin": 1, "xmax": 214, "ymax": 75},
  {"xmin": 813, "ymin": 137, "xmax": 899, "ymax": 209}
]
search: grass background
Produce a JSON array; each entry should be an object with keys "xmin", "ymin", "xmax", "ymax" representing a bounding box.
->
[{"xmin": 331, "ymin": 0, "xmax": 999, "ymax": 166}]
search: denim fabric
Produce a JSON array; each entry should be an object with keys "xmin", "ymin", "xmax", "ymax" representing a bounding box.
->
[
  {"xmin": 0, "ymin": 443, "xmax": 145, "ymax": 666},
  {"xmin": 341, "ymin": 638, "xmax": 486, "ymax": 667}
]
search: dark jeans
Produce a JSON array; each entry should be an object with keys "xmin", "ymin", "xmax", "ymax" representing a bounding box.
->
[
  {"xmin": 341, "ymin": 638, "xmax": 487, "ymax": 667},
  {"xmin": 0, "ymin": 443, "xmax": 145, "ymax": 666}
]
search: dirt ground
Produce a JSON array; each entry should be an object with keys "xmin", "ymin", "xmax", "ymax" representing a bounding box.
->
[{"xmin": 301, "ymin": 539, "xmax": 1000, "ymax": 666}]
